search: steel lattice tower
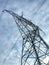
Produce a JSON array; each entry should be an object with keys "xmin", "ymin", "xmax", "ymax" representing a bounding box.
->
[{"xmin": 3, "ymin": 10, "xmax": 49, "ymax": 65}]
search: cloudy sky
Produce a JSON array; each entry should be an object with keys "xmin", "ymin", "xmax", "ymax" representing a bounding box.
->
[{"xmin": 0, "ymin": 0, "xmax": 49, "ymax": 65}]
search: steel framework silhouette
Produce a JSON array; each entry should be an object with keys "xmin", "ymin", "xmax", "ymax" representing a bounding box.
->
[{"xmin": 3, "ymin": 10, "xmax": 49, "ymax": 65}]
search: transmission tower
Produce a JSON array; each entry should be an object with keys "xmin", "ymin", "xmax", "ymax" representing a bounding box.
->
[{"xmin": 3, "ymin": 10, "xmax": 49, "ymax": 65}]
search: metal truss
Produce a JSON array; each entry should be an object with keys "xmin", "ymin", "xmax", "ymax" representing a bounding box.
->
[{"xmin": 3, "ymin": 10, "xmax": 49, "ymax": 65}]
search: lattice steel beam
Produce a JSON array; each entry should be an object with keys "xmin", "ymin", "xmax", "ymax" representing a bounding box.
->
[{"xmin": 3, "ymin": 9, "xmax": 49, "ymax": 65}]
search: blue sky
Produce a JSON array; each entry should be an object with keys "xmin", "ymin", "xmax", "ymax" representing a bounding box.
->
[{"xmin": 0, "ymin": 0, "xmax": 49, "ymax": 65}]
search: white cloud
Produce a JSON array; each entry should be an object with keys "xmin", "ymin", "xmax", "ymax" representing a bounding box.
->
[{"xmin": 43, "ymin": 56, "xmax": 49, "ymax": 63}]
